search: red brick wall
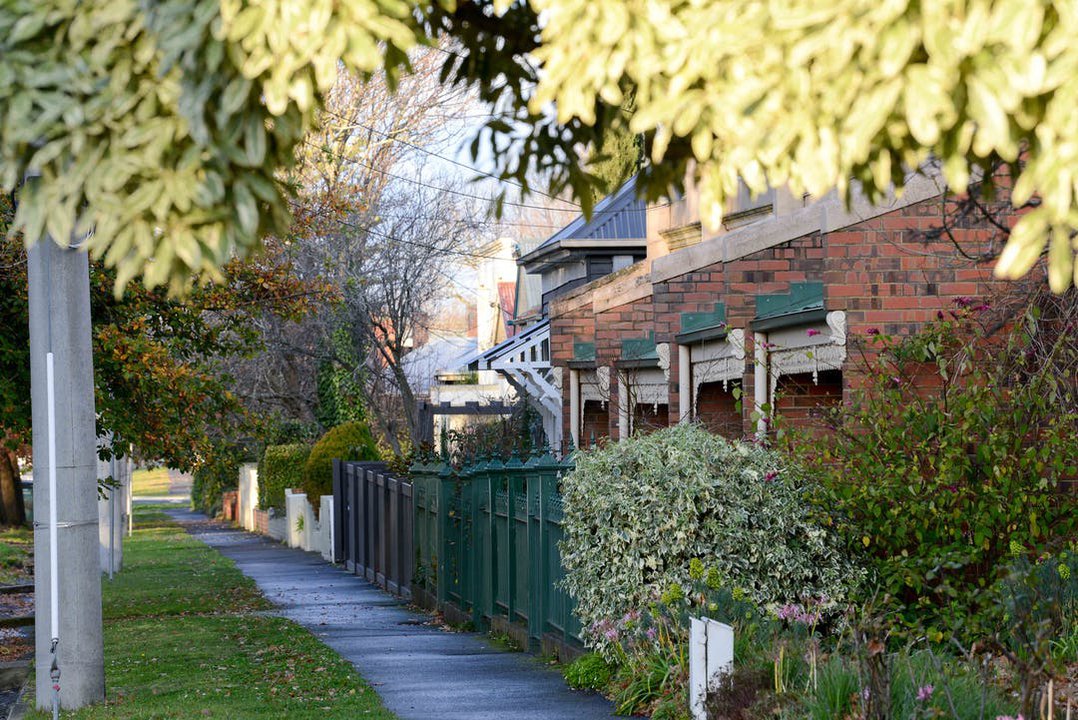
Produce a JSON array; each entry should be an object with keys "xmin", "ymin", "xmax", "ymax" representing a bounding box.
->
[
  {"xmin": 550, "ymin": 189, "xmax": 1022, "ymax": 441},
  {"xmin": 694, "ymin": 381, "xmax": 743, "ymax": 439},
  {"xmin": 773, "ymin": 370, "xmax": 844, "ymax": 429},
  {"xmin": 581, "ymin": 399, "xmax": 610, "ymax": 446},
  {"xmin": 632, "ymin": 402, "xmax": 669, "ymax": 434}
]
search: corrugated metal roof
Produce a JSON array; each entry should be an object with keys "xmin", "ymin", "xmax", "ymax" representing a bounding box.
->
[{"xmin": 532, "ymin": 176, "xmax": 646, "ymax": 252}]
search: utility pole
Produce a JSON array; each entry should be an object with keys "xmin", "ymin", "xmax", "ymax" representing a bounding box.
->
[{"xmin": 27, "ymin": 231, "xmax": 105, "ymax": 710}]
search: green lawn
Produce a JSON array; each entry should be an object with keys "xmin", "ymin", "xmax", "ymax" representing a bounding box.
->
[
  {"xmin": 27, "ymin": 507, "xmax": 395, "ymax": 719},
  {"xmin": 0, "ymin": 525, "xmax": 32, "ymax": 584},
  {"xmin": 130, "ymin": 468, "xmax": 172, "ymax": 497}
]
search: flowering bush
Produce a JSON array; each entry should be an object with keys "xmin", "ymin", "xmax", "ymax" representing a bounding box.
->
[
  {"xmin": 560, "ymin": 423, "xmax": 861, "ymax": 654},
  {"xmin": 792, "ymin": 297, "xmax": 1078, "ymax": 633}
]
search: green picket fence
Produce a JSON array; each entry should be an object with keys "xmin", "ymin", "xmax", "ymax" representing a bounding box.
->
[{"xmin": 410, "ymin": 451, "xmax": 583, "ymax": 648}]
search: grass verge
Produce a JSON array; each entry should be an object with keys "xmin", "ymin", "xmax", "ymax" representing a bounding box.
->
[
  {"xmin": 28, "ymin": 506, "xmax": 395, "ymax": 719},
  {"xmin": 0, "ymin": 525, "xmax": 32, "ymax": 585},
  {"xmin": 130, "ymin": 468, "xmax": 172, "ymax": 497}
]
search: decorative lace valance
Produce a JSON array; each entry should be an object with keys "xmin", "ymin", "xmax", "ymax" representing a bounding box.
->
[
  {"xmin": 581, "ymin": 366, "xmax": 611, "ymax": 405},
  {"xmin": 624, "ymin": 367, "xmax": 668, "ymax": 408},
  {"xmin": 689, "ymin": 329, "xmax": 746, "ymax": 408},
  {"xmin": 767, "ymin": 311, "xmax": 847, "ymax": 401}
]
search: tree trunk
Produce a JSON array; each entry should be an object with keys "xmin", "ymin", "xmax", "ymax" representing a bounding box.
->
[{"xmin": 0, "ymin": 448, "xmax": 26, "ymax": 526}]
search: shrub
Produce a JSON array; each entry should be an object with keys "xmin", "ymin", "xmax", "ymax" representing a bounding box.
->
[
  {"xmin": 191, "ymin": 444, "xmax": 247, "ymax": 515},
  {"xmin": 562, "ymin": 653, "xmax": 614, "ymax": 691},
  {"xmin": 793, "ymin": 299, "xmax": 1078, "ymax": 632},
  {"xmin": 258, "ymin": 443, "xmax": 310, "ymax": 511},
  {"xmin": 560, "ymin": 423, "xmax": 860, "ymax": 653},
  {"xmin": 302, "ymin": 421, "xmax": 379, "ymax": 501}
]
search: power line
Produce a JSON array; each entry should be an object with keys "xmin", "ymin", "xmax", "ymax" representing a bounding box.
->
[
  {"xmin": 302, "ymin": 138, "xmax": 660, "ymax": 216},
  {"xmin": 319, "ymin": 106, "xmax": 581, "ymax": 208},
  {"xmin": 348, "ymin": 219, "xmax": 504, "ymax": 261}
]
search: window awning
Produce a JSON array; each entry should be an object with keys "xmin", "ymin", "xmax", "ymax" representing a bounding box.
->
[{"xmin": 752, "ymin": 282, "xmax": 826, "ymax": 331}]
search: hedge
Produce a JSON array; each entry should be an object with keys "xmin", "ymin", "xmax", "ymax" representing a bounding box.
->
[
  {"xmin": 302, "ymin": 421, "xmax": 380, "ymax": 501},
  {"xmin": 258, "ymin": 443, "xmax": 310, "ymax": 511},
  {"xmin": 559, "ymin": 423, "xmax": 861, "ymax": 654}
]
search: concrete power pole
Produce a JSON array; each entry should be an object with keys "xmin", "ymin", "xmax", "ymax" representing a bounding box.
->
[{"xmin": 28, "ymin": 236, "xmax": 105, "ymax": 709}]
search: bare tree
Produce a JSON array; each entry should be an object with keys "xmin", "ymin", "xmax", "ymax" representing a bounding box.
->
[
  {"xmin": 226, "ymin": 46, "xmax": 483, "ymax": 439},
  {"xmin": 330, "ymin": 182, "xmax": 485, "ymax": 452}
]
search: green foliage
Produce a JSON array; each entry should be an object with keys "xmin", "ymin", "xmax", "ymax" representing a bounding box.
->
[
  {"xmin": 314, "ymin": 327, "xmax": 366, "ymax": 430},
  {"xmin": 796, "ymin": 651, "xmax": 1017, "ymax": 720},
  {"xmin": 795, "ymin": 302, "xmax": 1078, "ymax": 631},
  {"xmin": 0, "ymin": 0, "xmax": 417, "ymax": 295},
  {"xmin": 562, "ymin": 652, "xmax": 614, "ymax": 691},
  {"xmin": 529, "ymin": 0, "xmax": 1078, "ymax": 290},
  {"xmin": 1, "ymin": 197, "xmax": 322, "ymax": 471},
  {"xmin": 302, "ymin": 421, "xmax": 379, "ymax": 500},
  {"xmin": 258, "ymin": 443, "xmax": 310, "ymax": 511},
  {"xmin": 4, "ymin": 2, "xmax": 1078, "ymax": 293},
  {"xmin": 586, "ymin": 97, "xmax": 641, "ymax": 194},
  {"xmin": 440, "ymin": 403, "xmax": 546, "ymax": 465},
  {"xmin": 560, "ymin": 423, "xmax": 860, "ymax": 653},
  {"xmin": 610, "ymin": 644, "xmax": 687, "ymax": 719},
  {"xmin": 191, "ymin": 443, "xmax": 250, "ymax": 515}
]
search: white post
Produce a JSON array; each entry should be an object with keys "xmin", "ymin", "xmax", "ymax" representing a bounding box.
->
[
  {"xmin": 678, "ymin": 344, "xmax": 691, "ymax": 423},
  {"xmin": 568, "ymin": 368, "xmax": 580, "ymax": 448},
  {"xmin": 689, "ymin": 618, "xmax": 734, "ymax": 719},
  {"xmin": 125, "ymin": 457, "xmax": 132, "ymax": 537},
  {"xmin": 753, "ymin": 332, "xmax": 769, "ymax": 438}
]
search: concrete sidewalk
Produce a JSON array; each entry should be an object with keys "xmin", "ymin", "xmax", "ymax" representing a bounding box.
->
[{"xmin": 168, "ymin": 508, "xmax": 620, "ymax": 720}]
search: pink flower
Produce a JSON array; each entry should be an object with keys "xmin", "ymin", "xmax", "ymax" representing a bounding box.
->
[
  {"xmin": 603, "ymin": 628, "xmax": 619, "ymax": 642},
  {"xmin": 936, "ymin": 310, "xmax": 945, "ymax": 320},
  {"xmin": 995, "ymin": 716, "xmax": 1025, "ymax": 720},
  {"xmin": 764, "ymin": 470, "xmax": 778, "ymax": 482},
  {"xmin": 866, "ymin": 327, "xmax": 880, "ymax": 336},
  {"xmin": 806, "ymin": 328, "xmax": 822, "ymax": 337},
  {"xmin": 916, "ymin": 685, "xmax": 934, "ymax": 702},
  {"xmin": 645, "ymin": 627, "xmax": 657, "ymax": 640},
  {"xmin": 954, "ymin": 296, "xmax": 974, "ymax": 308}
]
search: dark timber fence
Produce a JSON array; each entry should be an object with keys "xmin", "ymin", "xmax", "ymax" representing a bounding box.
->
[
  {"xmin": 333, "ymin": 451, "xmax": 584, "ymax": 655},
  {"xmin": 333, "ymin": 460, "xmax": 413, "ymax": 599}
]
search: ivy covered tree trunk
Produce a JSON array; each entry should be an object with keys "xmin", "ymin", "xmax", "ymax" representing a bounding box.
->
[{"xmin": 0, "ymin": 448, "xmax": 25, "ymax": 527}]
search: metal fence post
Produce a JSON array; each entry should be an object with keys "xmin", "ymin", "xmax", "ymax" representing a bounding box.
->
[
  {"xmin": 436, "ymin": 461, "xmax": 453, "ymax": 609},
  {"xmin": 487, "ymin": 455, "xmax": 507, "ymax": 623},
  {"xmin": 504, "ymin": 451, "xmax": 525, "ymax": 628},
  {"xmin": 534, "ymin": 449, "xmax": 561, "ymax": 643}
]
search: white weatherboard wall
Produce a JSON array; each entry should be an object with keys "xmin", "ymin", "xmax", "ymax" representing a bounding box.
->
[
  {"xmin": 689, "ymin": 618, "xmax": 734, "ymax": 720},
  {"xmin": 237, "ymin": 463, "xmax": 259, "ymax": 532}
]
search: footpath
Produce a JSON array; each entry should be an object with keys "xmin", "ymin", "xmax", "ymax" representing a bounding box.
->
[{"xmin": 169, "ymin": 508, "xmax": 620, "ymax": 720}]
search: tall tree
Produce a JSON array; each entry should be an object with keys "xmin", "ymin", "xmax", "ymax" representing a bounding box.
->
[
  {"xmin": 586, "ymin": 99, "xmax": 642, "ymax": 194},
  {"xmin": 224, "ymin": 51, "xmax": 482, "ymax": 446},
  {"xmin": 4, "ymin": 2, "xmax": 1075, "ymax": 297},
  {"xmin": 0, "ymin": 194, "xmax": 325, "ymax": 525}
]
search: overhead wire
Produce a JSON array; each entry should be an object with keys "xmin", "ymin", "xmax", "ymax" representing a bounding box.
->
[
  {"xmin": 301, "ymin": 138, "xmax": 662, "ymax": 216},
  {"xmin": 318, "ymin": 105, "xmax": 581, "ymax": 208}
]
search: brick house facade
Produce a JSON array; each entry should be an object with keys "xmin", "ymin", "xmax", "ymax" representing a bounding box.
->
[{"xmin": 548, "ymin": 171, "xmax": 1021, "ymax": 448}]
